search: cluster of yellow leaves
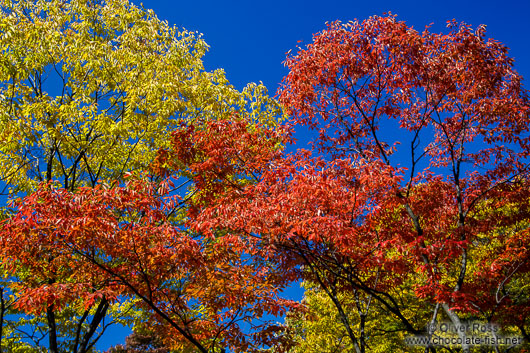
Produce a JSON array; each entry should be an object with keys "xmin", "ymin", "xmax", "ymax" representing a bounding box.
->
[{"xmin": 0, "ymin": 0, "xmax": 282, "ymax": 195}]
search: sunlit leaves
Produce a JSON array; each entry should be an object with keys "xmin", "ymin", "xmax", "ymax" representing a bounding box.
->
[
  {"xmin": 0, "ymin": 0, "xmax": 286, "ymax": 351},
  {"xmin": 0, "ymin": 0, "xmax": 282, "ymax": 195},
  {"xmin": 177, "ymin": 15, "xmax": 530, "ymax": 352}
]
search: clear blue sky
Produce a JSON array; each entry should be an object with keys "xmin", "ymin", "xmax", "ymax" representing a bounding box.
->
[
  {"xmin": 99, "ymin": 0, "xmax": 530, "ymax": 350},
  {"xmin": 141, "ymin": 0, "xmax": 530, "ymax": 92}
]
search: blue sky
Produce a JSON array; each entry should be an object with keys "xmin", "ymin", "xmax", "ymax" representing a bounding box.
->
[
  {"xmin": 98, "ymin": 0, "xmax": 530, "ymax": 350},
  {"xmin": 141, "ymin": 0, "xmax": 530, "ymax": 92}
]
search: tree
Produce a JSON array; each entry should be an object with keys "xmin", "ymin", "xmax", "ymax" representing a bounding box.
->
[
  {"xmin": 0, "ymin": 0, "xmax": 278, "ymax": 195},
  {"xmin": 277, "ymin": 15, "xmax": 530, "ymax": 351},
  {"xmin": 275, "ymin": 281, "xmax": 429, "ymax": 353},
  {"xmin": 185, "ymin": 15, "xmax": 530, "ymax": 352},
  {"xmin": 0, "ymin": 0, "xmax": 284, "ymax": 351},
  {"xmin": 2, "ymin": 176, "xmax": 295, "ymax": 353}
]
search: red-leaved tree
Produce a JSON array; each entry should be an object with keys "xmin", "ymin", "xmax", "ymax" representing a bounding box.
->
[
  {"xmin": 178, "ymin": 15, "xmax": 530, "ymax": 353},
  {"xmin": 0, "ymin": 174, "xmax": 296, "ymax": 353}
]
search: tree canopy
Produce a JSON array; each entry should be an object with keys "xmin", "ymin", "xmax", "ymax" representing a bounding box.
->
[
  {"xmin": 0, "ymin": 4, "xmax": 529, "ymax": 353},
  {"xmin": 0, "ymin": 0, "xmax": 286, "ymax": 352},
  {"xmin": 185, "ymin": 15, "xmax": 530, "ymax": 353}
]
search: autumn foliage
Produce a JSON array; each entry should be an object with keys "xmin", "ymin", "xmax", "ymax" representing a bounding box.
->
[
  {"xmin": 176, "ymin": 15, "xmax": 530, "ymax": 352},
  {"xmin": 0, "ymin": 3, "xmax": 529, "ymax": 353},
  {"xmin": 1, "ymin": 176, "xmax": 296, "ymax": 352},
  {"xmin": 277, "ymin": 13, "xmax": 530, "ymax": 314},
  {"xmin": 0, "ymin": 0, "xmax": 287, "ymax": 351}
]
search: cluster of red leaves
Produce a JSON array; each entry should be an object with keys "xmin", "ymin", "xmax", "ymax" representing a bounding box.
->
[
  {"xmin": 0, "ymin": 179, "xmax": 189, "ymax": 312},
  {"xmin": 0, "ymin": 175, "xmax": 297, "ymax": 352},
  {"xmin": 276, "ymin": 14, "xmax": 530, "ymax": 324},
  {"xmin": 152, "ymin": 119, "xmax": 290, "ymax": 216},
  {"xmin": 280, "ymin": 16, "xmax": 530, "ymax": 169}
]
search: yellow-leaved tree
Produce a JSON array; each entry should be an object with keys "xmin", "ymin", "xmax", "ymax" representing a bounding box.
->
[{"xmin": 0, "ymin": 0, "xmax": 279, "ymax": 194}]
